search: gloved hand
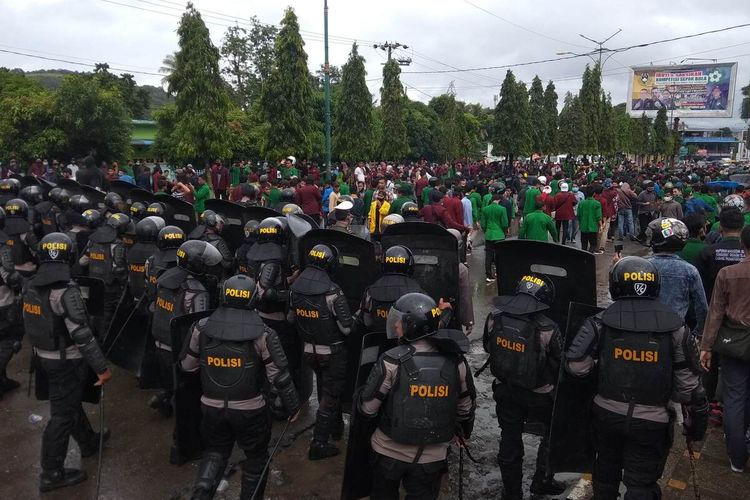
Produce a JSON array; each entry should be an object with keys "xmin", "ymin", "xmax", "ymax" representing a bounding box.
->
[{"xmin": 682, "ymin": 398, "xmax": 709, "ymax": 442}]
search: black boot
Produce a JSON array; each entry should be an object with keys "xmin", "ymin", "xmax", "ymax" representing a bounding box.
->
[
  {"xmin": 79, "ymin": 428, "xmax": 111, "ymax": 458},
  {"xmin": 331, "ymin": 416, "xmax": 344, "ymax": 441},
  {"xmin": 191, "ymin": 452, "xmax": 225, "ymax": 500},
  {"xmin": 499, "ymin": 464, "xmax": 523, "ymax": 500},
  {"xmin": 240, "ymin": 471, "xmax": 267, "ymax": 500},
  {"xmin": 530, "ymin": 474, "xmax": 566, "ymax": 496},
  {"xmin": 308, "ymin": 439, "xmax": 340, "ymax": 460},
  {"xmin": 147, "ymin": 392, "xmax": 173, "ymax": 418},
  {"xmin": 39, "ymin": 468, "xmax": 87, "ymax": 493}
]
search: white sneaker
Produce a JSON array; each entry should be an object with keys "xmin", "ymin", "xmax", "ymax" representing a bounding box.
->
[{"xmin": 730, "ymin": 463, "xmax": 744, "ymax": 473}]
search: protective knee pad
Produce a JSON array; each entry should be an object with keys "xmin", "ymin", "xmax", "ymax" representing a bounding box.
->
[{"xmin": 193, "ymin": 451, "xmax": 225, "ymax": 497}]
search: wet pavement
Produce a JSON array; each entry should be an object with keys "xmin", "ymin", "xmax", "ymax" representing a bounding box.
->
[{"xmin": 1, "ymin": 235, "xmax": 744, "ymax": 499}]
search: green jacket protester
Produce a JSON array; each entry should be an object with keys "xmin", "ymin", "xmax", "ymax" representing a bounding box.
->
[
  {"xmin": 519, "ymin": 209, "xmax": 558, "ymax": 242},
  {"xmin": 481, "ymin": 203, "xmax": 509, "ymax": 242},
  {"xmin": 193, "ymin": 183, "xmax": 211, "ymax": 215},
  {"xmin": 678, "ymin": 238, "xmax": 706, "ymax": 266},
  {"xmin": 523, "ymin": 187, "xmax": 541, "ymax": 216},
  {"xmin": 577, "ymin": 198, "xmax": 602, "ymax": 233}
]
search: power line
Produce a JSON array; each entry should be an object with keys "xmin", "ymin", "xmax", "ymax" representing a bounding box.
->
[
  {"xmin": 0, "ymin": 48, "xmax": 163, "ymax": 76},
  {"xmin": 0, "ymin": 43, "xmax": 160, "ymax": 72},
  {"xmin": 461, "ymin": 0, "xmax": 589, "ymax": 49}
]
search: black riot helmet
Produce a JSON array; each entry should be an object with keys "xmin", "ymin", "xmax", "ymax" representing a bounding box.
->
[
  {"xmin": 647, "ymin": 217, "xmax": 688, "ymax": 253},
  {"xmin": 157, "ymin": 225, "xmax": 186, "ymax": 250},
  {"xmin": 201, "ymin": 210, "xmax": 225, "ymax": 231},
  {"xmin": 515, "ymin": 273, "xmax": 555, "ymax": 307},
  {"xmin": 281, "ymin": 203, "xmax": 303, "ymax": 215},
  {"xmin": 401, "ymin": 201, "xmax": 420, "ymax": 220},
  {"xmin": 243, "ymin": 219, "xmax": 260, "ymax": 243},
  {"xmin": 48, "ymin": 188, "xmax": 71, "ymax": 208},
  {"xmin": 38, "ymin": 232, "xmax": 75, "ymax": 265},
  {"xmin": 136, "ymin": 216, "xmax": 165, "ymax": 243},
  {"xmin": 106, "ymin": 212, "xmax": 131, "ymax": 235},
  {"xmin": 609, "ymin": 256, "xmax": 660, "ymax": 300},
  {"xmin": 4, "ymin": 198, "xmax": 28, "ymax": 218},
  {"xmin": 257, "ymin": 217, "xmax": 284, "ymax": 244},
  {"xmin": 306, "ymin": 244, "xmax": 338, "ymax": 273},
  {"xmin": 104, "ymin": 192, "xmax": 124, "ymax": 212},
  {"xmin": 220, "ymin": 274, "xmax": 256, "ymax": 309},
  {"xmin": 130, "ymin": 201, "xmax": 147, "ymax": 221},
  {"xmin": 383, "ymin": 245, "xmax": 414, "ymax": 275},
  {"xmin": 0, "ymin": 207, "xmax": 5, "ymax": 230},
  {"xmin": 280, "ymin": 188, "xmax": 295, "ymax": 204},
  {"xmin": 70, "ymin": 194, "xmax": 96, "ymax": 213},
  {"xmin": 146, "ymin": 202, "xmax": 166, "ymax": 218},
  {"xmin": 20, "ymin": 185, "xmax": 44, "ymax": 205},
  {"xmin": 176, "ymin": 239, "xmax": 223, "ymax": 276},
  {"xmin": 82, "ymin": 208, "xmax": 103, "ymax": 229},
  {"xmin": 0, "ymin": 178, "xmax": 21, "ymax": 197},
  {"xmin": 386, "ymin": 292, "xmax": 441, "ymax": 341}
]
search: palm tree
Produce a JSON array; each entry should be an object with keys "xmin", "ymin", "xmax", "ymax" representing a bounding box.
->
[{"xmin": 159, "ymin": 52, "xmax": 177, "ymax": 91}]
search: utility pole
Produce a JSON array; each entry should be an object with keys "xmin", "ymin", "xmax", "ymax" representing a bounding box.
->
[
  {"xmin": 373, "ymin": 42, "xmax": 411, "ymax": 65},
  {"xmin": 323, "ymin": 0, "xmax": 331, "ymax": 177},
  {"xmin": 557, "ymin": 29, "xmax": 622, "ymax": 69}
]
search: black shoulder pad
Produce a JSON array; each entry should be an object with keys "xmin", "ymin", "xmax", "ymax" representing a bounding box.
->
[
  {"xmin": 259, "ymin": 261, "xmax": 281, "ymax": 289},
  {"xmin": 332, "ymin": 292, "xmax": 353, "ymax": 328},
  {"xmin": 383, "ymin": 344, "xmax": 415, "ymax": 364},
  {"xmin": 265, "ymin": 329, "xmax": 289, "ymax": 370},
  {"xmin": 62, "ymin": 286, "xmax": 89, "ymax": 324}
]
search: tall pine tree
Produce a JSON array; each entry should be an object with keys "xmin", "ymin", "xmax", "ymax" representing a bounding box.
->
[
  {"xmin": 164, "ymin": 3, "xmax": 231, "ymax": 163},
  {"xmin": 334, "ymin": 43, "xmax": 373, "ymax": 162},
  {"xmin": 378, "ymin": 59, "xmax": 409, "ymax": 160},
  {"xmin": 542, "ymin": 80, "xmax": 558, "ymax": 155},
  {"xmin": 579, "ymin": 63, "xmax": 603, "ymax": 154},
  {"xmin": 652, "ymin": 106, "xmax": 669, "ymax": 157},
  {"xmin": 528, "ymin": 76, "xmax": 545, "ymax": 154},
  {"xmin": 259, "ymin": 8, "xmax": 315, "ymax": 159},
  {"xmin": 493, "ymin": 70, "xmax": 531, "ymax": 160}
]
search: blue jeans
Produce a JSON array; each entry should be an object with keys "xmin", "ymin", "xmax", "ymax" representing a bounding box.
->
[
  {"xmin": 722, "ymin": 355, "xmax": 750, "ymax": 468},
  {"xmin": 617, "ymin": 209, "xmax": 634, "ymax": 239}
]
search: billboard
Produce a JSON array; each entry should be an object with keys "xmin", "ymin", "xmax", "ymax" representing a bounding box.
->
[{"xmin": 627, "ymin": 62, "xmax": 737, "ymax": 118}]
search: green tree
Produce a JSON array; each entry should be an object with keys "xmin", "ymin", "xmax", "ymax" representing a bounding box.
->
[
  {"xmin": 493, "ymin": 70, "xmax": 531, "ymax": 160},
  {"xmin": 378, "ymin": 59, "xmax": 409, "ymax": 159},
  {"xmin": 259, "ymin": 8, "xmax": 316, "ymax": 159},
  {"xmin": 636, "ymin": 112, "xmax": 653, "ymax": 161},
  {"xmin": 528, "ymin": 76, "xmax": 545, "ymax": 154},
  {"xmin": 599, "ymin": 92, "xmax": 615, "ymax": 156},
  {"xmin": 430, "ymin": 93, "xmax": 463, "ymax": 161},
  {"xmin": 90, "ymin": 64, "xmax": 150, "ymax": 119},
  {"xmin": 611, "ymin": 103, "xmax": 633, "ymax": 154},
  {"xmin": 579, "ymin": 63, "xmax": 603, "ymax": 153},
  {"xmin": 652, "ymin": 106, "xmax": 669, "ymax": 156},
  {"xmin": 165, "ymin": 3, "xmax": 232, "ymax": 163},
  {"xmin": 334, "ymin": 43, "xmax": 373, "ymax": 162},
  {"xmin": 557, "ymin": 91, "xmax": 586, "ymax": 155},
  {"xmin": 542, "ymin": 80, "xmax": 558, "ymax": 155},
  {"xmin": 54, "ymin": 74, "xmax": 132, "ymax": 161},
  {"xmin": 404, "ymin": 100, "xmax": 437, "ymax": 160}
]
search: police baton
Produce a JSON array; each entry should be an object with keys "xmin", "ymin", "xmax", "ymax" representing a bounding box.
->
[
  {"xmin": 474, "ymin": 357, "xmax": 490, "ymax": 377},
  {"xmin": 102, "ymin": 286, "xmax": 129, "ymax": 342},
  {"xmin": 104, "ymin": 292, "xmax": 146, "ymax": 358},
  {"xmin": 250, "ymin": 418, "xmax": 292, "ymax": 500},
  {"xmin": 95, "ymin": 384, "xmax": 105, "ymax": 500},
  {"xmin": 458, "ymin": 446, "xmax": 464, "ymax": 500}
]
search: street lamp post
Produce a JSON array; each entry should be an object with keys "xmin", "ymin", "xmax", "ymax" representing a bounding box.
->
[{"xmin": 323, "ymin": 0, "xmax": 332, "ymax": 178}]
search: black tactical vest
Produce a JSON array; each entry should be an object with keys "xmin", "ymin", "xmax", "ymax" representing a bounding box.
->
[
  {"xmin": 379, "ymin": 345, "xmax": 459, "ymax": 445},
  {"xmin": 256, "ymin": 260, "xmax": 287, "ymax": 314},
  {"xmin": 290, "ymin": 267, "xmax": 340, "ymax": 345},
  {"xmin": 488, "ymin": 313, "xmax": 547, "ymax": 390},
  {"xmin": 8, "ymin": 233, "xmax": 33, "ymax": 265},
  {"xmin": 127, "ymin": 242, "xmax": 158, "ymax": 297},
  {"xmin": 199, "ymin": 308, "xmax": 265, "ymax": 403},
  {"xmin": 36, "ymin": 202, "xmax": 59, "ymax": 235},
  {"xmin": 22, "ymin": 285, "xmax": 69, "ymax": 351},
  {"xmin": 87, "ymin": 240, "xmax": 115, "ymax": 285},
  {"xmin": 151, "ymin": 281, "xmax": 188, "ymax": 346},
  {"xmin": 367, "ymin": 274, "xmax": 424, "ymax": 332},
  {"xmin": 598, "ymin": 326, "xmax": 673, "ymax": 407}
]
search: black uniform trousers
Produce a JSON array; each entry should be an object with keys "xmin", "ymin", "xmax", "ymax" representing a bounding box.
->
[
  {"xmin": 201, "ymin": 405, "xmax": 271, "ymax": 497},
  {"xmin": 592, "ymin": 404, "xmax": 671, "ymax": 500},
  {"xmin": 494, "ymin": 382, "xmax": 554, "ymax": 494},
  {"xmin": 39, "ymin": 358, "xmax": 96, "ymax": 472},
  {"xmin": 305, "ymin": 346, "xmax": 347, "ymax": 442},
  {"xmin": 370, "ymin": 453, "xmax": 446, "ymax": 500}
]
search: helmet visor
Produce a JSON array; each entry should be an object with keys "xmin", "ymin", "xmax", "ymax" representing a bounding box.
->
[{"xmin": 385, "ymin": 308, "xmax": 406, "ymax": 340}]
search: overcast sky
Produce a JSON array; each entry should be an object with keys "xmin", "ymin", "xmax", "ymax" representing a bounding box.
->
[{"xmin": 2, "ymin": 0, "xmax": 749, "ymax": 127}]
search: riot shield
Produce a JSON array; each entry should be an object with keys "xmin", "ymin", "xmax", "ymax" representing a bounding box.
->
[
  {"xmin": 57, "ymin": 179, "xmax": 106, "ymax": 208},
  {"xmin": 108, "ymin": 180, "xmax": 136, "ymax": 202},
  {"xmin": 154, "ymin": 193, "xmax": 197, "ymax": 234},
  {"xmin": 341, "ymin": 388, "xmax": 380, "ymax": 500},
  {"xmin": 170, "ymin": 310, "xmax": 214, "ymax": 465},
  {"xmin": 205, "ymin": 199, "xmax": 245, "ymax": 253},
  {"xmin": 19, "ymin": 175, "xmax": 41, "ymax": 188},
  {"xmin": 355, "ymin": 331, "xmax": 397, "ymax": 391},
  {"xmin": 298, "ymin": 229, "xmax": 379, "ymax": 410},
  {"xmin": 72, "ymin": 276, "xmax": 105, "ymax": 316},
  {"xmin": 103, "ymin": 294, "xmax": 152, "ymax": 376},
  {"xmin": 494, "ymin": 240, "xmax": 597, "ymax": 331},
  {"xmin": 547, "ymin": 302, "xmax": 603, "ymax": 474},
  {"xmin": 128, "ymin": 187, "xmax": 154, "ymax": 207},
  {"xmin": 244, "ymin": 206, "xmax": 282, "ymax": 223},
  {"xmin": 286, "ymin": 213, "xmax": 315, "ymax": 269},
  {"xmin": 381, "ymin": 222, "xmax": 460, "ymax": 318}
]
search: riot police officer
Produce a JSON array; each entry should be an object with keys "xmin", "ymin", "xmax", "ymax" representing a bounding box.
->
[
  {"xmin": 190, "ymin": 210, "xmax": 233, "ymax": 277},
  {"xmin": 19, "ymin": 185, "xmax": 46, "ymax": 238},
  {"xmin": 144, "ymin": 225, "xmax": 186, "ymax": 303},
  {"xmin": 289, "ymin": 244, "xmax": 353, "ymax": 459},
  {"xmin": 359, "ymin": 245, "xmax": 424, "ymax": 332},
  {"xmin": 127, "ymin": 216, "xmax": 165, "ymax": 300},
  {"xmin": 401, "ymin": 201, "xmax": 422, "ymax": 222},
  {"xmin": 234, "ymin": 219, "xmax": 259, "ymax": 276},
  {"xmin": 103, "ymin": 192, "xmax": 125, "ymax": 218},
  {"xmin": 149, "ymin": 240, "xmax": 222, "ymax": 417},
  {"xmin": 483, "ymin": 273, "xmax": 565, "ymax": 499},
  {"xmin": 65, "ymin": 194, "xmax": 97, "ymax": 258},
  {"xmin": 79, "ymin": 211, "xmax": 129, "ymax": 338},
  {"xmin": 129, "ymin": 201, "xmax": 148, "ymax": 222},
  {"xmin": 4, "ymin": 198, "xmax": 38, "ymax": 275},
  {"xmin": 23, "ymin": 233, "xmax": 112, "ymax": 492},
  {"xmin": 0, "ymin": 178, "xmax": 20, "ymax": 206},
  {"xmin": 180, "ymin": 274, "xmax": 301, "ymax": 499},
  {"xmin": 566, "ymin": 257, "xmax": 708, "ymax": 499},
  {"xmin": 0, "ymin": 207, "xmax": 23, "ymax": 396},
  {"xmin": 45, "ymin": 187, "xmax": 72, "ymax": 234},
  {"xmin": 358, "ymin": 293, "xmax": 475, "ymax": 499}
]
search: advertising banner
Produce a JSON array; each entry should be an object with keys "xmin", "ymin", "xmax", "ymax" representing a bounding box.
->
[{"xmin": 627, "ymin": 63, "xmax": 737, "ymax": 118}]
